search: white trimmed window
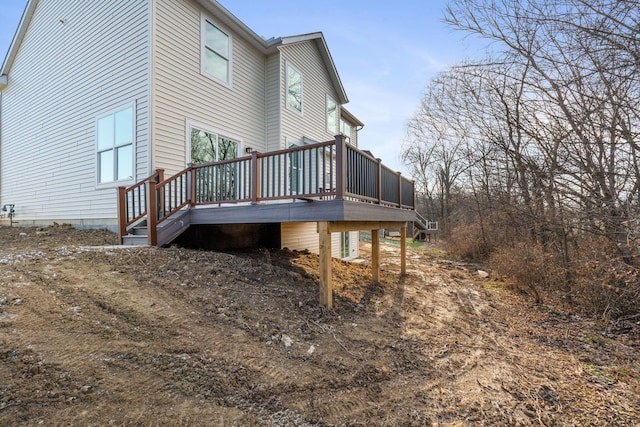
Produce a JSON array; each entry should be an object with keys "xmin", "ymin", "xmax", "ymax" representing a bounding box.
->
[
  {"xmin": 340, "ymin": 118, "xmax": 352, "ymax": 144},
  {"xmin": 327, "ymin": 96, "xmax": 338, "ymax": 134},
  {"xmin": 286, "ymin": 63, "xmax": 303, "ymax": 113},
  {"xmin": 202, "ymin": 16, "xmax": 231, "ymax": 84},
  {"xmin": 187, "ymin": 122, "xmax": 240, "ymax": 164},
  {"xmin": 96, "ymin": 105, "xmax": 134, "ymax": 184}
]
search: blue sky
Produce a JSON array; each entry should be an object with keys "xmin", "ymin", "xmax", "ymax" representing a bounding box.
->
[{"xmin": 0, "ymin": 0, "xmax": 486, "ymax": 173}]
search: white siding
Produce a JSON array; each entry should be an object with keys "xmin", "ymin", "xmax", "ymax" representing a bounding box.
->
[
  {"xmin": 347, "ymin": 231, "xmax": 359, "ymax": 259},
  {"xmin": 265, "ymin": 52, "xmax": 280, "ymax": 153},
  {"xmin": 343, "ymin": 116, "xmax": 359, "ymax": 148},
  {"xmin": 281, "ymin": 222, "xmax": 358, "ymax": 259},
  {"xmin": 153, "ymin": 0, "xmax": 266, "ymax": 175},
  {"xmin": 281, "ymin": 222, "xmax": 318, "ymax": 253},
  {"xmin": 0, "ymin": 0, "xmax": 150, "ymax": 228},
  {"xmin": 279, "ymin": 41, "xmax": 341, "ymax": 148}
]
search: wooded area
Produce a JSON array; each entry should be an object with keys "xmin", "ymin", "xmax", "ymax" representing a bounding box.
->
[{"xmin": 402, "ymin": 0, "xmax": 640, "ymax": 318}]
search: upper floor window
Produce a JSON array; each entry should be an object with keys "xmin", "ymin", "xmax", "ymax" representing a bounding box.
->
[
  {"xmin": 286, "ymin": 63, "xmax": 303, "ymax": 113},
  {"xmin": 202, "ymin": 17, "xmax": 231, "ymax": 84},
  {"xmin": 96, "ymin": 105, "xmax": 134, "ymax": 184},
  {"xmin": 340, "ymin": 118, "xmax": 352, "ymax": 144},
  {"xmin": 327, "ymin": 96, "xmax": 338, "ymax": 134}
]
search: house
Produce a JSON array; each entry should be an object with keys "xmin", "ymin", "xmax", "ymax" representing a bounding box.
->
[{"xmin": 0, "ymin": 0, "xmax": 416, "ymax": 307}]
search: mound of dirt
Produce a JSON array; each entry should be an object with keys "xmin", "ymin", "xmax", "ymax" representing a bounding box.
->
[{"xmin": 0, "ymin": 224, "xmax": 638, "ymax": 425}]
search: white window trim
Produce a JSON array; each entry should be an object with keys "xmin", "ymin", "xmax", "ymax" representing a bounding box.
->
[
  {"xmin": 326, "ymin": 94, "xmax": 338, "ymax": 135},
  {"xmin": 285, "ymin": 61, "xmax": 303, "ymax": 115},
  {"xmin": 95, "ymin": 101, "xmax": 136, "ymax": 189},
  {"xmin": 200, "ymin": 13, "xmax": 233, "ymax": 88},
  {"xmin": 185, "ymin": 120, "xmax": 244, "ymax": 165}
]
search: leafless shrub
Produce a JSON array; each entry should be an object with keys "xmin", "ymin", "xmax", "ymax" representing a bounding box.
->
[
  {"xmin": 490, "ymin": 242, "xmax": 567, "ymax": 304},
  {"xmin": 573, "ymin": 239, "xmax": 640, "ymax": 320}
]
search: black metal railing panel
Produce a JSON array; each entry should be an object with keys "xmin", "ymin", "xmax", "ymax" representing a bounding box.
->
[
  {"xmin": 124, "ymin": 183, "xmax": 146, "ymax": 224},
  {"xmin": 345, "ymin": 145, "xmax": 378, "ymax": 200},
  {"xmin": 380, "ymin": 165, "xmax": 400, "ymax": 206},
  {"xmin": 158, "ymin": 171, "xmax": 189, "ymax": 221},
  {"xmin": 193, "ymin": 157, "xmax": 252, "ymax": 204},
  {"xmin": 259, "ymin": 142, "xmax": 335, "ymax": 200},
  {"xmin": 400, "ymin": 176, "xmax": 415, "ymax": 208}
]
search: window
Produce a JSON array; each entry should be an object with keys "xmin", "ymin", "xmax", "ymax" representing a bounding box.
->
[
  {"xmin": 189, "ymin": 125, "xmax": 240, "ymax": 201},
  {"xmin": 341, "ymin": 232, "xmax": 350, "ymax": 258},
  {"xmin": 327, "ymin": 96, "xmax": 338, "ymax": 134},
  {"xmin": 288, "ymin": 143, "xmax": 301, "ymax": 194},
  {"xmin": 286, "ymin": 63, "xmax": 302, "ymax": 113},
  {"xmin": 190, "ymin": 127, "xmax": 238, "ymax": 164},
  {"xmin": 97, "ymin": 105, "xmax": 134, "ymax": 184},
  {"xmin": 340, "ymin": 118, "xmax": 352, "ymax": 144},
  {"xmin": 202, "ymin": 18, "xmax": 231, "ymax": 84}
]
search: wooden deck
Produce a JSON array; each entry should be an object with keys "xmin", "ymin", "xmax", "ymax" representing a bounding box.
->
[{"xmin": 117, "ymin": 135, "xmax": 416, "ymax": 308}]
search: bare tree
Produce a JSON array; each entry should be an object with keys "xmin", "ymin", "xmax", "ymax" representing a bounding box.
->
[{"xmin": 437, "ymin": 0, "xmax": 640, "ymax": 261}]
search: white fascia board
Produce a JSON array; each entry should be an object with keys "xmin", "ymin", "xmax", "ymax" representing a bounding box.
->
[
  {"xmin": 1, "ymin": 0, "xmax": 38, "ymax": 76},
  {"xmin": 280, "ymin": 32, "xmax": 348, "ymax": 104}
]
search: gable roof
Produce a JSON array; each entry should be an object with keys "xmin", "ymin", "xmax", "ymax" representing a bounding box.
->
[
  {"xmin": 0, "ymin": 0, "xmax": 37, "ymax": 88},
  {"xmin": 1, "ymin": 0, "xmax": 348, "ymax": 103},
  {"xmin": 341, "ymin": 107, "xmax": 364, "ymax": 128},
  {"xmin": 195, "ymin": 1, "xmax": 348, "ymax": 104}
]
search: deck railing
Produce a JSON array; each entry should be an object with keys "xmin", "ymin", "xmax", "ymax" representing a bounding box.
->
[
  {"xmin": 118, "ymin": 135, "xmax": 415, "ymax": 245},
  {"xmin": 117, "ymin": 169, "xmax": 164, "ymax": 243}
]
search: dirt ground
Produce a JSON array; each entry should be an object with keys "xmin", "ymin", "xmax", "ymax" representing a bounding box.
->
[{"xmin": 0, "ymin": 223, "xmax": 638, "ymax": 426}]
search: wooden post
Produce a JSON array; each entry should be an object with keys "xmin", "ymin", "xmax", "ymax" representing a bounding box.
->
[
  {"xmin": 371, "ymin": 228, "xmax": 380, "ymax": 282},
  {"xmin": 411, "ymin": 179, "xmax": 416, "ymax": 209},
  {"xmin": 117, "ymin": 186, "xmax": 127, "ymax": 244},
  {"xmin": 250, "ymin": 151, "xmax": 260, "ymax": 204},
  {"xmin": 188, "ymin": 164, "xmax": 196, "ymax": 207},
  {"xmin": 400, "ymin": 224, "xmax": 407, "ymax": 275},
  {"xmin": 335, "ymin": 135, "xmax": 346, "ymax": 200},
  {"xmin": 318, "ymin": 221, "xmax": 332, "ymax": 308},
  {"xmin": 156, "ymin": 169, "xmax": 165, "ymax": 212},
  {"xmin": 147, "ymin": 180, "xmax": 158, "ymax": 246}
]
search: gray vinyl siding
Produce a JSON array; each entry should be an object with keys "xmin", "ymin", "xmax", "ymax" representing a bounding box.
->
[
  {"xmin": 153, "ymin": 0, "xmax": 266, "ymax": 175},
  {"xmin": 0, "ymin": 0, "xmax": 150, "ymax": 227},
  {"xmin": 279, "ymin": 41, "xmax": 341, "ymax": 149}
]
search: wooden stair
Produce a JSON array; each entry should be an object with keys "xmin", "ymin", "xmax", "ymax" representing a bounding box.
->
[
  {"xmin": 122, "ymin": 208, "xmax": 191, "ymax": 246},
  {"xmin": 413, "ymin": 212, "xmax": 437, "ymax": 241}
]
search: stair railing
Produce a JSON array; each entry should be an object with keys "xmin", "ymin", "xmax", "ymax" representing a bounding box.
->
[
  {"xmin": 117, "ymin": 169, "xmax": 164, "ymax": 244},
  {"xmin": 415, "ymin": 211, "xmax": 428, "ymax": 229}
]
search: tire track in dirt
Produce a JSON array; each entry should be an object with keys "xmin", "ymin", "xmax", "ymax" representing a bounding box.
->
[{"xmin": 2, "ymin": 229, "xmax": 639, "ymax": 426}]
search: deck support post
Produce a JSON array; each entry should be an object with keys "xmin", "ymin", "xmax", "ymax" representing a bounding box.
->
[
  {"xmin": 371, "ymin": 228, "xmax": 380, "ymax": 282},
  {"xmin": 318, "ymin": 221, "xmax": 333, "ymax": 308},
  {"xmin": 400, "ymin": 224, "xmax": 407, "ymax": 275}
]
